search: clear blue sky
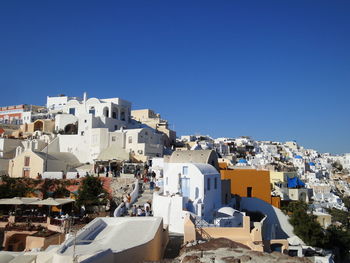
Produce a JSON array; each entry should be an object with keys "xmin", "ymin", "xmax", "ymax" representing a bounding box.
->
[{"xmin": 0, "ymin": 1, "xmax": 349, "ymax": 154}]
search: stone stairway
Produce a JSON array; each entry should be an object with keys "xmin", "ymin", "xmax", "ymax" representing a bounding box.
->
[{"xmin": 129, "ymin": 182, "xmax": 154, "ymax": 212}]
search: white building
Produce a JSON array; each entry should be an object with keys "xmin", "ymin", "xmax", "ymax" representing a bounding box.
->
[
  {"xmin": 56, "ymin": 93, "xmax": 132, "ymax": 132},
  {"xmin": 153, "ymin": 162, "xmax": 222, "ymax": 233},
  {"xmin": 0, "ymin": 217, "xmax": 168, "ymax": 263},
  {"xmin": 47, "ymin": 95, "xmax": 82, "ymax": 112},
  {"xmin": 47, "ymin": 94, "xmax": 164, "ymax": 163}
]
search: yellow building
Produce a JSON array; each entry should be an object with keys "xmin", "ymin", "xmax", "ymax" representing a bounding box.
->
[
  {"xmin": 8, "ymin": 150, "xmax": 80, "ymax": 178},
  {"xmin": 269, "ymin": 171, "xmax": 297, "ymax": 185},
  {"xmin": 21, "ymin": 119, "xmax": 55, "ymax": 134}
]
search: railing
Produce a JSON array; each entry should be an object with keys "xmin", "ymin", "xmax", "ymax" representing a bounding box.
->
[
  {"xmin": 190, "ymin": 214, "xmax": 212, "ymax": 241},
  {"xmin": 15, "ymin": 216, "xmax": 28, "ymax": 223},
  {"xmin": 0, "ymin": 216, "xmax": 9, "ymax": 222},
  {"xmin": 196, "ymin": 227, "xmax": 212, "ymax": 241},
  {"xmin": 194, "ymin": 216, "xmax": 211, "ymax": 228}
]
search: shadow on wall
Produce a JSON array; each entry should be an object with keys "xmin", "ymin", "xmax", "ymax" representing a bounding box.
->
[{"xmin": 240, "ymin": 197, "xmax": 292, "ymax": 240}]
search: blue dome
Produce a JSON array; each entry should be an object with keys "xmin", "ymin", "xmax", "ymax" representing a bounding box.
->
[
  {"xmin": 238, "ymin": 159, "xmax": 248, "ymax": 164},
  {"xmin": 294, "ymin": 155, "xmax": 302, "ymax": 159},
  {"xmin": 309, "ymin": 162, "xmax": 315, "ymax": 166}
]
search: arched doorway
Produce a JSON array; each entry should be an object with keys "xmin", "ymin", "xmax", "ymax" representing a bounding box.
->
[
  {"xmin": 103, "ymin": 107, "xmax": 109, "ymax": 117},
  {"xmin": 299, "ymin": 192, "xmax": 307, "ymax": 202},
  {"xmin": 112, "ymin": 107, "xmax": 119, "ymax": 119},
  {"xmin": 120, "ymin": 111, "xmax": 126, "ymax": 121},
  {"xmin": 34, "ymin": 120, "xmax": 44, "ymax": 131},
  {"xmin": 64, "ymin": 123, "xmax": 78, "ymax": 134},
  {"xmin": 270, "ymin": 243, "xmax": 283, "ymax": 252}
]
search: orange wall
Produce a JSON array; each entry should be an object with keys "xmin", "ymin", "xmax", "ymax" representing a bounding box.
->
[
  {"xmin": 220, "ymin": 169, "xmax": 271, "ymax": 204},
  {"xmin": 271, "ymin": 196, "xmax": 281, "ymax": 208}
]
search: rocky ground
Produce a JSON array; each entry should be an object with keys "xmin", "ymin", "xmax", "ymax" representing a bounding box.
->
[
  {"xmin": 159, "ymin": 238, "xmax": 312, "ymax": 263},
  {"xmin": 109, "ymin": 177, "xmax": 135, "ymax": 203}
]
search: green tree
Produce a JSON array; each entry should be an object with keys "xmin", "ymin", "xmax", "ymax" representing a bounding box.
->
[
  {"xmin": 342, "ymin": 196, "xmax": 350, "ymax": 211},
  {"xmin": 53, "ymin": 186, "xmax": 70, "ymax": 198},
  {"xmin": 324, "ymin": 226, "xmax": 350, "ymax": 261},
  {"xmin": 289, "ymin": 209, "xmax": 325, "ymax": 247},
  {"xmin": 288, "ymin": 201, "xmax": 325, "ymax": 247},
  {"xmin": 76, "ymin": 176, "xmax": 107, "ymax": 207},
  {"xmin": 0, "ymin": 176, "xmax": 29, "ymax": 198},
  {"xmin": 327, "ymin": 208, "xmax": 350, "ymax": 230}
]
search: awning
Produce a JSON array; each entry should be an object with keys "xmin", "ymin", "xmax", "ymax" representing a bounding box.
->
[
  {"xmin": 30, "ymin": 198, "xmax": 75, "ymax": 206},
  {"xmin": 9, "ymin": 255, "xmax": 37, "ymax": 263},
  {"xmin": 217, "ymin": 207, "xmax": 240, "ymax": 217},
  {"xmin": 0, "ymin": 197, "xmax": 40, "ymax": 205},
  {"xmin": 97, "ymin": 145, "xmax": 129, "ymax": 162}
]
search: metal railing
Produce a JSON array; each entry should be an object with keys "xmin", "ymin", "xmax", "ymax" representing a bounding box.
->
[{"xmin": 190, "ymin": 214, "xmax": 212, "ymax": 241}]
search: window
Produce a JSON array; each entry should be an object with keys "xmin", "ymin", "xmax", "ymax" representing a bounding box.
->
[
  {"xmin": 89, "ymin": 107, "xmax": 95, "ymax": 115},
  {"xmin": 181, "ymin": 178, "xmax": 190, "ymax": 197},
  {"xmin": 84, "ymin": 120, "xmax": 87, "ymax": 123},
  {"xmin": 207, "ymin": 178, "xmax": 211, "ymax": 191},
  {"xmin": 112, "ymin": 136, "xmax": 116, "ymax": 142},
  {"xmin": 81, "ymin": 131, "xmax": 84, "ymax": 136},
  {"xmin": 128, "ymin": 136, "xmax": 132, "ymax": 143},
  {"xmin": 104, "ymin": 108, "xmax": 109, "ymax": 117},
  {"xmin": 69, "ymin": 108, "xmax": 75, "ymax": 115},
  {"xmin": 214, "ymin": 177, "xmax": 217, "ymax": 189},
  {"xmin": 121, "ymin": 111, "xmax": 126, "ymax": 121},
  {"xmin": 24, "ymin": 156, "xmax": 30, "ymax": 166},
  {"xmin": 114, "ymin": 125, "xmax": 118, "ymax": 131},
  {"xmin": 182, "ymin": 166, "xmax": 188, "ymax": 175}
]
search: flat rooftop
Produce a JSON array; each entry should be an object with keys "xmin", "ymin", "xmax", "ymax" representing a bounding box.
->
[{"xmin": 58, "ymin": 217, "xmax": 162, "ymax": 257}]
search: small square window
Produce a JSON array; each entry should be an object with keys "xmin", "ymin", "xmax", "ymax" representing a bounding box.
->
[
  {"xmin": 182, "ymin": 166, "xmax": 188, "ymax": 175},
  {"xmin": 207, "ymin": 178, "xmax": 211, "ymax": 191}
]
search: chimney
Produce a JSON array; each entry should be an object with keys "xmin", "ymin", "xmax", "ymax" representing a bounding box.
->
[{"xmin": 83, "ymin": 92, "xmax": 87, "ymax": 102}]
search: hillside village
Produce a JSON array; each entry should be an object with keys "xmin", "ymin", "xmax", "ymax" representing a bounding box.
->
[{"xmin": 0, "ymin": 93, "xmax": 349, "ymax": 263}]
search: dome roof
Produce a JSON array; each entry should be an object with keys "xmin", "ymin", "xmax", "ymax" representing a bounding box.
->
[
  {"xmin": 238, "ymin": 159, "xmax": 248, "ymax": 163},
  {"xmin": 309, "ymin": 162, "xmax": 315, "ymax": 166},
  {"xmin": 294, "ymin": 155, "xmax": 302, "ymax": 159}
]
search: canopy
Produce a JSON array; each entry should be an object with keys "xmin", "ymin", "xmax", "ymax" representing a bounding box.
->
[
  {"xmin": 8, "ymin": 255, "xmax": 37, "ymax": 263},
  {"xmin": 287, "ymin": 177, "xmax": 305, "ymax": 188},
  {"xmin": 0, "ymin": 197, "xmax": 40, "ymax": 205},
  {"xmin": 97, "ymin": 145, "xmax": 129, "ymax": 161},
  {"xmin": 30, "ymin": 198, "xmax": 75, "ymax": 206},
  {"xmin": 217, "ymin": 207, "xmax": 240, "ymax": 217}
]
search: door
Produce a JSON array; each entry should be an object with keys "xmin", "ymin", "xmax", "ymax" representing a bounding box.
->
[
  {"xmin": 23, "ymin": 169, "xmax": 30, "ymax": 178},
  {"xmin": 181, "ymin": 178, "xmax": 190, "ymax": 197}
]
